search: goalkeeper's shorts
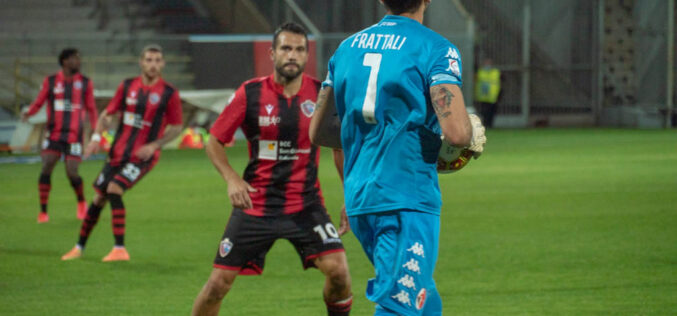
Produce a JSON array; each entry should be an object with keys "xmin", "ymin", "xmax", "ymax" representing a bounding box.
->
[{"xmin": 349, "ymin": 210, "xmax": 442, "ymax": 316}]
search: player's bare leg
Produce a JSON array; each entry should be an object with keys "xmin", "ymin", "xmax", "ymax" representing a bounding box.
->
[
  {"xmin": 315, "ymin": 251, "xmax": 353, "ymax": 315},
  {"xmin": 192, "ymin": 268, "xmax": 239, "ymax": 316},
  {"xmin": 37, "ymin": 152, "xmax": 59, "ymax": 223},
  {"xmin": 65, "ymin": 158, "xmax": 87, "ymax": 220},
  {"xmin": 102, "ymin": 182, "xmax": 129, "ymax": 261}
]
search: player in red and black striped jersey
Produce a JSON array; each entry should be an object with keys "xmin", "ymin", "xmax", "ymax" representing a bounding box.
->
[
  {"xmin": 191, "ymin": 23, "xmax": 352, "ymax": 316},
  {"xmin": 61, "ymin": 44, "xmax": 183, "ymax": 262},
  {"xmin": 22, "ymin": 48, "xmax": 98, "ymax": 223}
]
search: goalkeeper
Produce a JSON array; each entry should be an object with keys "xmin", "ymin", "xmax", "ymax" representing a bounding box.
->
[{"xmin": 309, "ymin": 0, "xmax": 486, "ymax": 314}]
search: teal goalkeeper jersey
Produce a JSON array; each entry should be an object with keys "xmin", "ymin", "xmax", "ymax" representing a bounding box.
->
[{"xmin": 324, "ymin": 15, "xmax": 463, "ymax": 216}]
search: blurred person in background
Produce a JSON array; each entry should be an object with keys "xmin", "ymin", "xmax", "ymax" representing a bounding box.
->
[
  {"xmin": 475, "ymin": 57, "xmax": 502, "ymax": 128},
  {"xmin": 22, "ymin": 48, "xmax": 97, "ymax": 223},
  {"xmin": 60, "ymin": 44, "xmax": 183, "ymax": 262}
]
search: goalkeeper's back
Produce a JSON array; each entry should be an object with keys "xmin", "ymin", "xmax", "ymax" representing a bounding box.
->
[{"xmin": 324, "ymin": 14, "xmax": 464, "ymax": 216}]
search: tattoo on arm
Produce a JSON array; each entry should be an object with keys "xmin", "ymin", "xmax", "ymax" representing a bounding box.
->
[
  {"xmin": 311, "ymin": 86, "xmax": 342, "ymax": 148},
  {"xmin": 431, "ymin": 86, "xmax": 454, "ymax": 119}
]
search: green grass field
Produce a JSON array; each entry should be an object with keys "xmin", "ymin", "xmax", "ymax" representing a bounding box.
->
[{"xmin": 1, "ymin": 129, "xmax": 676, "ymax": 315}]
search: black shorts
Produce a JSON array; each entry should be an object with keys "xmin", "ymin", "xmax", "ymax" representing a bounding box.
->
[
  {"xmin": 92, "ymin": 160, "xmax": 156, "ymax": 194},
  {"xmin": 41, "ymin": 139, "xmax": 82, "ymax": 161},
  {"xmin": 213, "ymin": 204, "xmax": 345, "ymax": 275}
]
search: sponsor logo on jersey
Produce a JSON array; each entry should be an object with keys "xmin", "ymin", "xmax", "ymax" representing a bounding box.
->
[
  {"xmin": 54, "ymin": 100, "xmax": 80, "ymax": 112},
  {"xmin": 219, "ymin": 238, "xmax": 233, "ymax": 257},
  {"xmin": 446, "ymin": 47, "xmax": 459, "ymax": 60},
  {"xmin": 265, "ymin": 104, "xmax": 274, "ymax": 115},
  {"xmin": 127, "ymin": 91, "xmax": 138, "ymax": 105},
  {"xmin": 277, "ymin": 141, "xmax": 310, "ymax": 161},
  {"xmin": 445, "ymin": 47, "xmax": 461, "ymax": 77},
  {"xmin": 416, "ymin": 288, "xmax": 427, "ymax": 310},
  {"xmin": 378, "ymin": 21, "xmax": 397, "ymax": 27},
  {"xmin": 259, "ymin": 116, "xmax": 281, "ymax": 127},
  {"xmin": 53, "ymin": 83, "xmax": 64, "ymax": 94},
  {"xmin": 300, "ymin": 100, "xmax": 316, "ymax": 117},
  {"xmin": 123, "ymin": 111, "xmax": 149, "ymax": 128},
  {"xmin": 258, "ymin": 140, "xmax": 278, "ymax": 160},
  {"xmin": 447, "ymin": 60, "xmax": 460, "ymax": 77},
  {"xmin": 149, "ymin": 92, "xmax": 160, "ymax": 105},
  {"xmin": 74, "ymin": 81, "xmax": 83, "ymax": 90}
]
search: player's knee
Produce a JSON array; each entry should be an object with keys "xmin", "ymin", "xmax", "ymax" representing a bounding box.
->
[
  {"xmin": 205, "ymin": 273, "xmax": 234, "ymax": 301},
  {"xmin": 41, "ymin": 161, "xmax": 57, "ymax": 174},
  {"xmin": 92, "ymin": 193, "xmax": 106, "ymax": 206},
  {"xmin": 322, "ymin": 259, "xmax": 350, "ymax": 288},
  {"xmin": 106, "ymin": 182, "xmax": 124, "ymax": 195},
  {"xmin": 66, "ymin": 169, "xmax": 79, "ymax": 179}
]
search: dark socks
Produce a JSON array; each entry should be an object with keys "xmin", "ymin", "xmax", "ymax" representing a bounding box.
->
[
  {"xmin": 69, "ymin": 176, "xmax": 85, "ymax": 202},
  {"xmin": 78, "ymin": 203, "xmax": 104, "ymax": 247},
  {"xmin": 38, "ymin": 173, "xmax": 51, "ymax": 213},
  {"xmin": 108, "ymin": 193, "xmax": 126, "ymax": 247},
  {"xmin": 326, "ymin": 296, "xmax": 352, "ymax": 316}
]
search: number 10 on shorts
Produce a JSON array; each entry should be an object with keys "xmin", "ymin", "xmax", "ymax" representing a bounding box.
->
[{"xmin": 313, "ymin": 223, "xmax": 340, "ymax": 243}]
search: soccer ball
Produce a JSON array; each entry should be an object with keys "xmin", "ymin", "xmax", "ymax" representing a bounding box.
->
[{"xmin": 437, "ymin": 141, "xmax": 473, "ymax": 174}]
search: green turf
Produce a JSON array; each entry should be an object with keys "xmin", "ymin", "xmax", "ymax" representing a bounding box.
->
[{"xmin": 1, "ymin": 129, "xmax": 676, "ymax": 315}]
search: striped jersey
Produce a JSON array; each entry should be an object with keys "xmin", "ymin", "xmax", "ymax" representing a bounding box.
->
[
  {"xmin": 27, "ymin": 71, "xmax": 98, "ymax": 144},
  {"xmin": 106, "ymin": 76, "xmax": 182, "ymax": 166},
  {"xmin": 210, "ymin": 74, "xmax": 324, "ymax": 217}
]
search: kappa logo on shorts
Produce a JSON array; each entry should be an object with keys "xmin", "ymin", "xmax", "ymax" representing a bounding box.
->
[
  {"xmin": 397, "ymin": 274, "xmax": 416, "ymax": 290},
  {"xmin": 407, "ymin": 242, "xmax": 425, "ymax": 257},
  {"xmin": 416, "ymin": 288, "xmax": 427, "ymax": 310},
  {"xmin": 402, "ymin": 258, "xmax": 421, "ymax": 274},
  {"xmin": 219, "ymin": 238, "xmax": 233, "ymax": 258},
  {"xmin": 392, "ymin": 290, "xmax": 412, "ymax": 306},
  {"xmin": 300, "ymin": 100, "xmax": 316, "ymax": 117}
]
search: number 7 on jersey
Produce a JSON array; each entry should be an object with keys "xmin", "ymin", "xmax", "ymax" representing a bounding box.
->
[{"xmin": 362, "ymin": 53, "xmax": 382, "ymax": 124}]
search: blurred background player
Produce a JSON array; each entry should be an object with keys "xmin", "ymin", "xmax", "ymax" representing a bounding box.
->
[
  {"xmin": 474, "ymin": 57, "xmax": 502, "ymax": 128},
  {"xmin": 61, "ymin": 44, "xmax": 183, "ymax": 262},
  {"xmin": 191, "ymin": 23, "xmax": 352, "ymax": 316},
  {"xmin": 22, "ymin": 48, "xmax": 97, "ymax": 223},
  {"xmin": 310, "ymin": 0, "xmax": 486, "ymax": 315}
]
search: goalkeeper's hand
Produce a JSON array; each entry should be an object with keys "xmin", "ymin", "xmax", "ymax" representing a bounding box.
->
[{"xmin": 468, "ymin": 114, "xmax": 487, "ymax": 159}]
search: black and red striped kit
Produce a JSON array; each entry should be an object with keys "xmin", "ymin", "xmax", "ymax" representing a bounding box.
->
[
  {"xmin": 211, "ymin": 74, "xmax": 326, "ymax": 217},
  {"xmin": 93, "ymin": 76, "xmax": 182, "ymax": 192},
  {"xmin": 27, "ymin": 71, "xmax": 98, "ymax": 156},
  {"xmin": 210, "ymin": 74, "xmax": 344, "ymax": 275},
  {"xmin": 106, "ymin": 76, "xmax": 182, "ymax": 166}
]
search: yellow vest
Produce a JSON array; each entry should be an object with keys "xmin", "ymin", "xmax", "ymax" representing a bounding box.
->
[{"xmin": 475, "ymin": 67, "xmax": 501, "ymax": 103}]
